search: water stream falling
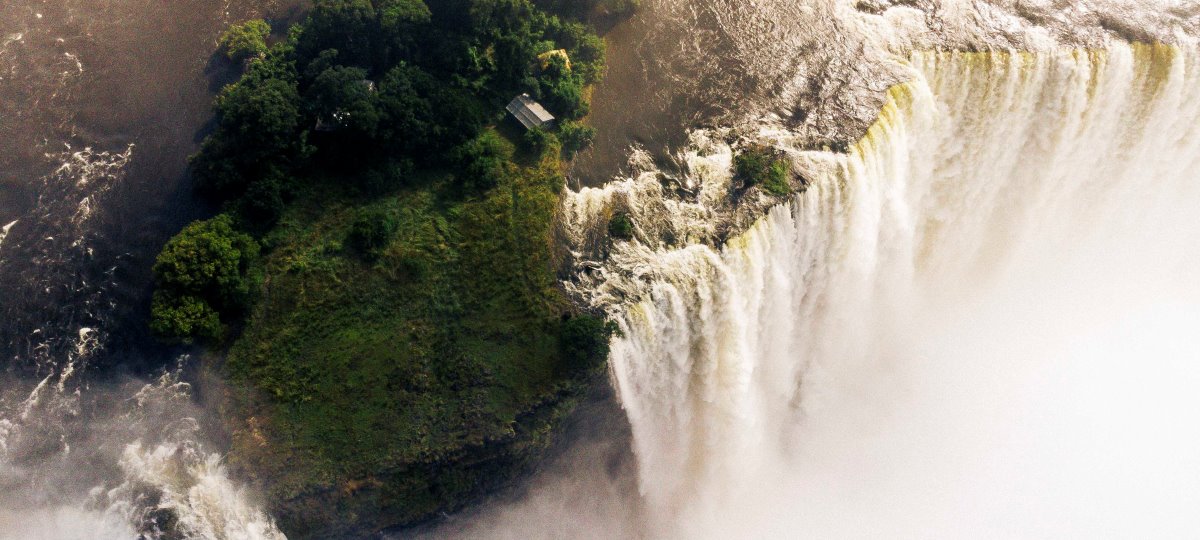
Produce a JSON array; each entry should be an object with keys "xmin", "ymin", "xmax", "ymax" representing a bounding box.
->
[{"xmin": 564, "ymin": 41, "xmax": 1200, "ymax": 538}]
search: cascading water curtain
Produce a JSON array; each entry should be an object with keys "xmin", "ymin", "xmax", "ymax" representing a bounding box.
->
[{"xmin": 597, "ymin": 42, "xmax": 1200, "ymax": 538}]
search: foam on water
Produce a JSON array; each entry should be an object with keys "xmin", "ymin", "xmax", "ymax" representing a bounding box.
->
[{"xmin": 565, "ymin": 41, "xmax": 1200, "ymax": 537}]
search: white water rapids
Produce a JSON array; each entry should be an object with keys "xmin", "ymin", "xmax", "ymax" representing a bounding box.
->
[{"xmin": 561, "ymin": 41, "xmax": 1200, "ymax": 538}]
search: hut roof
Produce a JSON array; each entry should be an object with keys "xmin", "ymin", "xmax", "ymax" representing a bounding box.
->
[{"xmin": 506, "ymin": 93, "xmax": 555, "ymax": 130}]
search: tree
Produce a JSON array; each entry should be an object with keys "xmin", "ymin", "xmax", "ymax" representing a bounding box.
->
[
  {"xmin": 192, "ymin": 55, "xmax": 305, "ymax": 200},
  {"xmin": 557, "ymin": 120, "xmax": 595, "ymax": 157},
  {"xmin": 377, "ymin": 64, "xmax": 487, "ymax": 158},
  {"xmin": 376, "ymin": 63, "xmax": 437, "ymax": 154},
  {"xmin": 151, "ymin": 215, "xmax": 260, "ymax": 342},
  {"xmin": 378, "ymin": 0, "xmax": 432, "ymax": 61},
  {"xmin": 219, "ymin": 19, "xmax": 271, "ymax": 61},
  {"xmin": 306, "ymin": 65, "xmax": 381, "ymax": 135},
  {"xmin": 295, "ymin": 0, "xmax": 378, "ymax": 68},
  {"xmin": 468, "ymin": 0, "xmax": 549, "ymax": 91},
  {"xmin": 149, "ymin": 293, "xmax": 223, "ymax": 344}
]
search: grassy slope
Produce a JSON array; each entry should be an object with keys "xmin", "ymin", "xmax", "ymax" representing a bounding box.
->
[{"xmin": 221, "ymin": 135, "xmax": 592, "ymax": 536}]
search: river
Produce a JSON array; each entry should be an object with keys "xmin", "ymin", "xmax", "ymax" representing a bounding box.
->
[{"xmin": 0, "ymin": 1, "xmax": 301, "ymax": 537}]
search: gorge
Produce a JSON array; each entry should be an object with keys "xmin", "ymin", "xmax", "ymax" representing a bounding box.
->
[{"xmin": 5, "ymin": 0, "xmax": 1200, "ymax": 538}]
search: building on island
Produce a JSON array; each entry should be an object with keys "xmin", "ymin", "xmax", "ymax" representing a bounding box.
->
[{"xmin": 505, "ymin": 93, "xmax": 555, "ymax": 130}]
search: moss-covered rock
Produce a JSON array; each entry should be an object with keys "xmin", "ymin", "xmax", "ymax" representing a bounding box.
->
[{"xmin": 734, "ymin": 144, "xmax": 792, "ymax": 196}]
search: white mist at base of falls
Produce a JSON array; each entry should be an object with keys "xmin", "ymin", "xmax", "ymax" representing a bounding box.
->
[{"xmin": 574, "ymin": 42, "xmax": 1200, "ymax": 538}]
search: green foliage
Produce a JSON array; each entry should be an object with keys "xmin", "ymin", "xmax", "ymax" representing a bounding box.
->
[
  {"xmin": 378, "ymin": 0, "xmax": 432, "ymax": 59},
  {"xmin": 558, "ymin": 314, "xmax": 616, "ymax": 374},
  {"xmin": 454, "ymin": 130, "xmax": 513, "ymax": 191},
  {"xmin": 608, "ymin": 212, "xmax": 633, "ymax": 240},
  {"xmin": 557, "ymin": 120, "xmax": 595, "ymax": 157},
  {"xmin": 151, "ymin": 215, "xmax": 259, "ymax": 342},
  {"xmin": 467, "ymin": 0, "xmax": 550, "ymax": 91},
  {"xmin": 220, "ymin": 19, "xmax": 272, "ymax": 61},
  {"xmin": 226, "ymin": 155, "xmax": 581, "ymax": 534},
  {"xmin": 305, "ymin": 65, "xmax": 380, "ymax": 135},
  {"xmin": 734, "ymin": 144, "xmax": 792, "ymax": 196},
  {"xmin": 535, "ymin": 54, "xmax": 588, "ymax": 119},
  {"xmin": 167, "ymin": 0, "xmax": 612, "ymax": 534},
  {"xmin": 523, "ymin": 126, "xmax": 558, "ymax": 154},
  {"xmin": 235, "ymin": 173, "xmax": 287, "ymax": 228},
  {"xmin": 295, "ymin": 0, "xmax": 378, "ymax": 68},
  {"xmin": 545, "ymin": 21, "xmax": 606, "ymax": 83},
  {"xmin": 192, "ymin": 54, "xmax": 305, "ymax": 200},
  {"xmin": 346, "ymin": 207, "xmax": 398, "ymax": 256},
  {"xmin": 149, "ymin": 293, "xmax": 223, "ymax": 344},
  {"xmin": 375, "ymin": 63, "xmax": 437, "ymax": 153},
  {"xmin": 360, "ymin": 159, "xmax": 412, "ymax": 195}
]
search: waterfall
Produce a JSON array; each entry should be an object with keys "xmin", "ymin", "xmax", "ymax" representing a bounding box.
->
[{"xmin": 567, "ymin": 41, "xmax": 1200, "ymax": 537}]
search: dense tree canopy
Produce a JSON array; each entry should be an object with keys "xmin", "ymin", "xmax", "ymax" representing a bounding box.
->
[
  {"xmin": 219, "ymin": 19, "xmax": 271, "ymax": 61},
  {"xmin": 151, "ymin": 215, "xmax": 259, "ymax": 342}
]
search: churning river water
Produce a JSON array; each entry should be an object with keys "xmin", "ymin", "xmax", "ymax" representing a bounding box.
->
[{"xmin": 0, "ymin": 1, "xmax": 301, "ymax": 537}]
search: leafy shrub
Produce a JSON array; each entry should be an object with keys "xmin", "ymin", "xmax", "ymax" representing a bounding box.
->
[
  {"xmin": 608, "ymin": 212, "xmax": 633, "ymax": 240},
  {"xmin": 236, "ymin": 173, "xmax": 287, "ymax": 228},
  {"xmin": 219, "ymin": 19, "xmax": 271, "ymax": 61},
  {"xmin": 149, "ymin": 293, "xmax": 223, "ymax": 344},
  {"xmin": 523, "ymin": 127, "xmax": 559, "ymax": 155},
  {"xmin": 454, "ymin": 131, "xmax": 512, "ymax": 192},
  {"xmin": 557, "ymin": 120, "xmax": 595, "ymax": 158},
  {"xmin": 734, "ymin": 144, "xmax": 791, "ymax": 196},
  {"xmin": 347, "ymin": 207, "xmax": 398, "ymax": 256},
  {"xmin": 360, "ymin": 159, "xmax": 412, "ymax": 196},
  {"xmin": 536, "ymin": 55, "xmax": 588, "ymax": 119}
]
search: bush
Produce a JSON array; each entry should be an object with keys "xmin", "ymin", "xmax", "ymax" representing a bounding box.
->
[
  {"xmin": 219, "ymin": 20, "xmax": 271, "ymax": 61},
  {"xmin": 454, "ymin": 131, "xmax": 511, "ymax": 192},
  {"xmin": 236, "ymin": 173, "xmax": 287, "ymax": 228},
  {"xmin": 523, "ymin": 127, "xmax": 558, "ymax": 155},
  {"xmin": 608, "ymin": 212, "xmax": 633, "ymax": 240},
  {"xmin": 149, "ymin": 293, "xmax": 223, "ymax": 344},
  {"xmin": 347, "ymin": 207, "xmax": 398, "ymax": 257},
  {"xmin": 557, "ymin": 120, "xmax": 595, "ymax": 158},
  {"xmin": 151, "ymin": 214, "xmax": 260, "ymax": 342},
  {"xmin": 734, "ymin": 144, "xmax": 791, "ymax": 196},
  {"xmin": 360, "ymin": 159, "xmax": 412, "ymax": 196}
]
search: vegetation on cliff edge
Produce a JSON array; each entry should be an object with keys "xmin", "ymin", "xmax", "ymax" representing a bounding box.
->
[
  {"xmin": 149, "ymin": 0, "xmax": 626, "ymax": 536},
  {"xmin": 734, "ymin": 144, "xmax": 792, "ymax": 196}
]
